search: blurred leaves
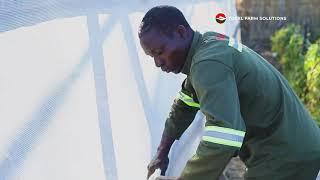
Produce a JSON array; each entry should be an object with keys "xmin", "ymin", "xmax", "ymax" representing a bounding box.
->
[
  {"xmin": 271, "ymin": 24, "xmax": 320, "ymax": 126},
  {"xmin": 304, "ymin": 42, "xmax": 320, "ymax": 125}
]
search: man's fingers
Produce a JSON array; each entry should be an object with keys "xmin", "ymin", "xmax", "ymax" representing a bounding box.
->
[
  {"xmin": 147, "ymin": 157, "xmax": 166, "ymax": 179},
  {"xmin": 147, "ymin": 164, "xmax": 158, "ymax": 179},
  {"xmin": 147, "ymin": 169, "xmax": 155, "ymax": 180}
]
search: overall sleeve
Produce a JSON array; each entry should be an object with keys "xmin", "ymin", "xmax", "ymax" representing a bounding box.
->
[
  {"xmin": 164, "ymin": 77, "xmax": 200, "ymax": 140},
  {"xmin": 180, "ymin": 60, "xmax": 246, "ymax": 180}
]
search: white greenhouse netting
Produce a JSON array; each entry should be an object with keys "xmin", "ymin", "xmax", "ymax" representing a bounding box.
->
[{"xmin": 0, "ymin": 0, "xmax": 240, "ymax": 180}]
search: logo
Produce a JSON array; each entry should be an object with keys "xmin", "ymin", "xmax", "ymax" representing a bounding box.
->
[{"xmin": 216, "ymin": 13, "xmax": 226, "ymax": 24}]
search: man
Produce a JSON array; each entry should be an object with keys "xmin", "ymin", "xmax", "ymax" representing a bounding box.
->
[{"xmin": 139, "ymin": 5, "xmax": 320, "ymax": 180}]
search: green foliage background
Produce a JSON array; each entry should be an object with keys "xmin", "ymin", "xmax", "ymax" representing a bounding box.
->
[{"xmin": 271, "ymin": 24, "xmax": 320, "ymax": 126}]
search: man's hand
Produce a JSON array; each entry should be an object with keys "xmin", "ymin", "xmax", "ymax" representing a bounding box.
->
[
  {"xmin": 147, "ymin": 152, "xmax": 169, "ymax": 179},
  {"xmin": 147, "ymin": 134, "xmax": 175, "ymax": 179}
]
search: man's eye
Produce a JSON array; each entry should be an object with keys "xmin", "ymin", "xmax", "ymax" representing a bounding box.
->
[{"xmin": 154, "ymin": 51, "xmax": 162, "ymax": 56}]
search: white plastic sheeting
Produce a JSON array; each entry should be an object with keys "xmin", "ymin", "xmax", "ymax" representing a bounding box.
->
[{"xmin": 0, "ymin": 1, "xmax": 240, "ymax": 179}]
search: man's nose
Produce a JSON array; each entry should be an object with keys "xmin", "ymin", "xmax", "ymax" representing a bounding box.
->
[{"xmin": 154, "ymin": 57, "xmax": 164, "ymax": 67}]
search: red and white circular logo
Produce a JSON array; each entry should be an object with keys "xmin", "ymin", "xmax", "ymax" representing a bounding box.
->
[{"xmin": 216, "ymin": 13, "xmax": 226, "ymax": 24}]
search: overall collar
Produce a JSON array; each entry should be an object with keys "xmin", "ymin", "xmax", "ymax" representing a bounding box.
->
[{"xmin": 181, "ymin": 31, "xmax": 202, "ymax": 75}]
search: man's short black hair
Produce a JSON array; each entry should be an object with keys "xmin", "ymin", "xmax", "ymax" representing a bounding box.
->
[{"xmin": 139, "ymin": 5, "xmax": 191, "ymax": 37}]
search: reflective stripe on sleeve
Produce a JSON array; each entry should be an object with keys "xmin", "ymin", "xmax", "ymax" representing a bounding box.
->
[
  {"xmin": 202, "ymin": 126, "xmax": 245, "ymax": 148},
  {"xmin": 177, "ymin": 92, "xmax": 200, "ymax": 108}
]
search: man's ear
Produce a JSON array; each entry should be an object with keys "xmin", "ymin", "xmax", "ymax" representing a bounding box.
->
[{"xmin": 176, "ymin": 25, "xmax": 187, "ymax": 39}]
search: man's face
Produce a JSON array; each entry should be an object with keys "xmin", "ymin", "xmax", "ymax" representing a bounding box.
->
[{"xmin": 139, "ymin": 28, "xmax": 188, "ymax": 74}]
